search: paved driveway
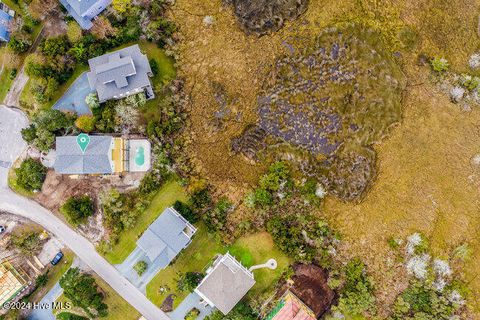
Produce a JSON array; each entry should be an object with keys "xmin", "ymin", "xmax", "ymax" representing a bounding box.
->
[
  {"xmin": 27, "ymin": 282, "xmax": 62, "ymax": 320},
  {"xmin": 168, "ymin": 292, "xmax": 214, "ymax": 320},
  {"xmin": 116, "ymin": 247, "xmax": 169, "ymax": 293},
  {"xmin": 0, "ymin": 106, "xmax": 28, "ymax": 186},
  {"xmin": 52, "ymin": 72, "xmax": 93, "ymax": 115},
  {"xmin": 0, "ymin": 105, "xmax": 169, "ymax": 320}
]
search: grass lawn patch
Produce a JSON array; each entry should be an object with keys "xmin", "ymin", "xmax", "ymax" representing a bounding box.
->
[
  {"xmin": 146, "ymin": 223, "xmax": 226, "ymax": 309},
  {"xmin": 229, "ymin": 232, "xmax": 293, "ymax": 297},
  {"xmin": 103, "ymin": 180, "xmax": 188, "ymax": 264},
  {"xmin": 55, "ymin": 274, "xmax": 140, "ymax": 320},
  {"xmin": 0, "ymin": 68, "xmax": 15, "ymax": 102}
]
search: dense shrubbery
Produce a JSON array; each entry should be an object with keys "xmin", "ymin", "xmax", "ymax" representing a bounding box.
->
[
  {"xmin": 177, "ymin": 272, "xmax": 204, "ymax": 292},
  {"xmin": 60, "ymin": 268, "xmax": 108, "ymax": 318},
  {"xmin": 334, "ymin": 259, "xmax": 376, "ymax": 317},
  {"xmin": 134, "ymin": 260, "xmax": 148, "ymax": 276},
  {"xmin": 204, "ymin": 197, "xmax": 233, "ymax": 232},
  {"xmin": 15, "ymin": 158, "xmax": 47, "ymax": 191},
  {"xmin": 21, "ymin": 109, "xmax": 75, "ymax": 152},
  {"xmin": 56, "ymin": 312, "xmax": 88, "ymax": 320},
  {"xmin": 9, "ymin": 230, "xmax": 42, "ymax": 256},
  {"xmin": 60, "ymin": 195, "xmax": 94, "ymax": 226},
  {"xmin": 247, "ymin": 161, "xmax": 292, "ymax": 208},
  {"xmin": 173, "ymin": 200, "xmax": 198, "ymax": 223},
  {"xmin": 267, "ymin": 214, "xmax": 339, "ymax": 265},
  {"xmin": 205, "ymin": 302, "xmax": 257, "ymax": 320}
]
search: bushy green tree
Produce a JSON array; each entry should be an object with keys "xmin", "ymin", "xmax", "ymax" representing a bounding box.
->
[
  {"xmin": 8, "ymin": 36, "xmax": 30, "ymax": 53},
  {"xmin": 60, "ymin": 195, "xmax": 94, "ymax": 226},
  {"xmin": 10, "ymin": 231, "xmax": 41, "ymax": 256},
  {"xmin": 177, "ymin": 272, "xmax": 204, "ymax": 292},
  {"xmin": 336, "ymin": 259, "xmax": 376, "ymax": 317},
  {"xmin": 60, "ymin": 268, "xmax": 108, "ymax": 318},
  {"xmin": 15, "ymin": 158, "xmax": 47, "ymax": 191},
  {"xmin": 133, "ymin": 260, "xmax": 148, "ymax": 276},
  {"xmin": 173, "ymin": 200, "xmax": 198, "ymax": 223},
  {"xmin": 204, "ymin": 197, "xmax": 232, "ymax": 232}
]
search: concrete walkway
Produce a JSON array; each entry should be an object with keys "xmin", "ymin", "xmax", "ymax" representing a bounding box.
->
[{"xmin": 0, "ymin": 105, "xmax": 169, "ymax": 320}]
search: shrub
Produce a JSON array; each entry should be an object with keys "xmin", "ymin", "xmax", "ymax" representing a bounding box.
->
[
  {"xmin": 177, "ymin": 272, "xmax": 204, "ymax": 292},
  {"xmin": 460, "ymin": 74, "xmax": 480, "ymax": 91},
  {"xmin": 184, "ymin": 308, "xmax": 200, "ymax": 320},
  {"xmin": 173, "ymin": 200, "xmax": 198, "ymax": 223},
  {"xmin": 204, "ymin": 197, "xmax": 232, "ymax": 232},
  {"xmin": 8, "ymin": 36, "xmax": 30, "ymax": 53},
  {"xmin": 56, "ymin": 312, "xmax": 88, "ymax": 320},
  {"xmin": 10, "ymin": 231, "xmax": 41, "ymax": 256},
  {"xmin": 60, "ymin": 268, "xmax": 108, "ymax": 318},
  {"xmin": 75, "ymin": 115, "xmax": 96, "ymax": 133},
  {"xmin": 9, "ymin": 69, "xmax": 17, "ymax": 80},
  {"xmin": 134, "ymin": 260, "xmax": 148, "ymax": 276},
  {"xmin": 15, "ymin": 158, "xmax": 47, "ymax": 191},
  {"xmin": 60, "ymin": 195, "xmax": 94, "ymax": 226},
  {"xmin": 336, "ymin": 259, "xmax": 376, "ymax": 316},
  {"xmin": 205, "ymin": 302, "xmax": 257, "ymax": 320},
  {"xmin": 85, "ymin": 93, "xmax": 100, "ymax": 109},
  {"xmin": 190, "ymin": 188, "xmax": 213, "ymax": 213},
  {"xmin": 149, "ymin": 58, "xmax": 159, "ymax": 76},
  {"xmin": 35, "ymin": 273, "xmax": 48, "ymax": 287},
  {"xmin": 430, "ymin": 57, "xmax": 449, "ymax": 73}
]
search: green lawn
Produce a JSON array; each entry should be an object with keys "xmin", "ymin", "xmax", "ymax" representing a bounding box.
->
[
  {"xmin": 103, "ymin": 180, "xmax": 188, "ymax": 264},
  {"xmin": 146, "ymin": 223, "xmax": 226, "ymax": 309},
  {"xmin": 56, "ymin": 274, "xmax": 140, "ymax": 320},
  {"xmin": 146, "ymin": 230, "xmax": 292, "ymax": 309},
  {"xmin": 0, "ymin": 68, "xmax": 14, "ymax": 102},
  {"xmin": 229, "ymin": 232, "xmax": 292, "ymax": 297}
]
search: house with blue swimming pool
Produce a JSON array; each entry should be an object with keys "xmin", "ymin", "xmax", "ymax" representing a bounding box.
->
[
  {"xmin": 53, "ymin": 134, "xmax": 151, "ymax": 175},
  {"xmin": 60, "ymin": 0, "xmax": 111, "ymax": 29}
]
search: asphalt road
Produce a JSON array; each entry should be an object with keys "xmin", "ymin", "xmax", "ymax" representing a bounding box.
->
[{"xmin": 0, "ymin": 105, "xmax": 169, "ymax": 320}]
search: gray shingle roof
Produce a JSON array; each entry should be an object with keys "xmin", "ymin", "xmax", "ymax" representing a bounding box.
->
[
  {"xmin": 195, "ymin": 254, "xmax": 256, "ymax": 315},
  {"xmin": 65, "ymin": 0, "xmax": 98, "ymax": 17},
  {"xmin": 136, "ymin": 208, "xmax": 194, "ymax": 264},
  {"xmin": 53, "ymin": 136, "xmax": 113, "ymax": 174},
  {"xmin": 87, "ymin": 45, "xmax": 153, "ymax": 102}
]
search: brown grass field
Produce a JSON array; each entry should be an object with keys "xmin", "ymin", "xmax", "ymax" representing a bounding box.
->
[{"xmin": 171, "ymin": 0, "xmax": 480, "ymax": 316}]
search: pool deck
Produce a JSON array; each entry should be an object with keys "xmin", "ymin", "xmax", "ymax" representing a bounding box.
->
[{"xmin": 53, "ymin": 72, "xmax": 94, "ymax": 115}]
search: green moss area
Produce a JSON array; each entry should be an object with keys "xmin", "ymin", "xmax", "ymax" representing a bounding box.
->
[
  {"xmin": 55, "ymin": 274, "xmax": 140, "ymax": 320},
  {"xmin": 146, "ymin": 230, "xmax": 291, "ymax": 310},
  {"xmin": 255, "ymin": 23, "xmax": 405, "ymax": 201},
  {"xmin": 102, "ymin": 180, "xmax": 188, "ymax": 264}
]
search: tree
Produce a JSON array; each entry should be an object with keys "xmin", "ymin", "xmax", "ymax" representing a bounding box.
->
[
  {"xmin": 56, "ymin": 312, "xmax": 88, "ymax": 320},
  {"xmin": 149, "ymin": 58, "xmax": 159, "ymax": 76},
  {"xmin": 75, "ymin": 115, "xmax": 96, "ymax": 133},
  {"xmin": 85, "ymin": 93, "xmax": 100, "ymax": 109},
  {"xmin": 59, "ymin": 268, "xmax": 108, "ymax": 318},
  {"xmin": 40, "ymin": 36, "xmax": 70, "ymax": 58},
  {"xmin": 36, "ymin": 273, "xmax": 49, "ymax": 287},
  {"xmin": 15, "ymin": 158, "xmax": 47, "ymax": 191},
  {"xmin": 173, "ymin": 200, "xmax": 198, "ymax": 223},
  {"xmin": 91, "ymin": 16, "xmax": 116, "ymax": 39},
  {"xmin": 8, "ymin": 36, "xmax": 30, "ymax": 53},
  {"xmin": 60, "ymin": 195, "xmax": 94, "ymax": 226},
  {"xmin": 66, "ymin": 22, "xmax": 83, "ymax": 43},
  {"xmin": 112, "ymin": 0, "xmax": 131, "ymax": 14},
  {"xmin": 177, "ymin": 272, "xmax": 204, "ymax": 292},
  {"xmin": 10, "ymin": 231, "xmax": 42, "ymax": 256},
  {"xmin": 133, "ymin": 260, "xmax": 147, "ymax": 276}
]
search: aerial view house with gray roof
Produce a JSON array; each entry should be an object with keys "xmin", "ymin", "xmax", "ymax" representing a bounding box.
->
[
  {"xmin": 195, "ymin": 253, "xmax": 256, "ymax": 315},
  {"xmin": 87, "ymin": 45, "xmax": 154, "ymax": 103},
  {"xmin": 0, "ymin": 2, "xmax": 14, "ymax": 42},
  {"xmin": 136, "ymin": 207, "xmax": 197, "ymax": 268},
  {"xmin": 54, "ymin": 135, "xmax": 115, "ymax": 174},
  {"xmin": 59, "ymin": 0, "xmax": 111, "ymax": 29},
  {"xmin": 53, "ymin": 134, "xmax": 151, "ymax": 175}
]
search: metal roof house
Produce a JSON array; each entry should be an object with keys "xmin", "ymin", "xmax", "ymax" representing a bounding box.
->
[
  {"xmin": 0, "ymin": 261, "xmax": 27, "ymax": 306},
  {"xmin": 264, "ymin": 291, "xmax": 316, "ymax": 320},
  {"xmin": 59, "ymin": 0, "xmax": 111, "ymax": 29},
  {"xmin": 54, "ymin": 135, "xmax": 117, "ymax": 174},
  {"xmin": 53, "ymin": 135, "xmax": 151, "ymax": 175},
  {"xmin": 87, "ymin": 45, "xmax": 154, "ymax": 103},
  {"xmin": 195, "ymin": 253, "xmax": 256, "ymax": 315},
  {"xmin": 0, "ymin": 2, "xmax": 13, "ymax": 42},
  {"xmin": 136, "ymin": 207, "xmax": 197, "ymax": 268}
]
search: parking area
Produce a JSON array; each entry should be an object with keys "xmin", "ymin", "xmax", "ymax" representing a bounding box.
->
[
  {"xmin": 52, "ymin": 72, "xmax": 94, "ymax": 115},
  {"xmin": 167, "ymin": 292, "xmax": 214, "ymax": 320},
  {"xmin": 0, "ymin": 106, "xmax": 28, "ymax": 187}
]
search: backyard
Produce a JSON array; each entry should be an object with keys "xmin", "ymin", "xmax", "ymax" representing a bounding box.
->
[
  {"xmin": 103, "ymin": 179, "xmax": 188, "ymax": 264},
  {"xmin": 146, "ymin": 228, "xmax": 292, "ymax": 310}
]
